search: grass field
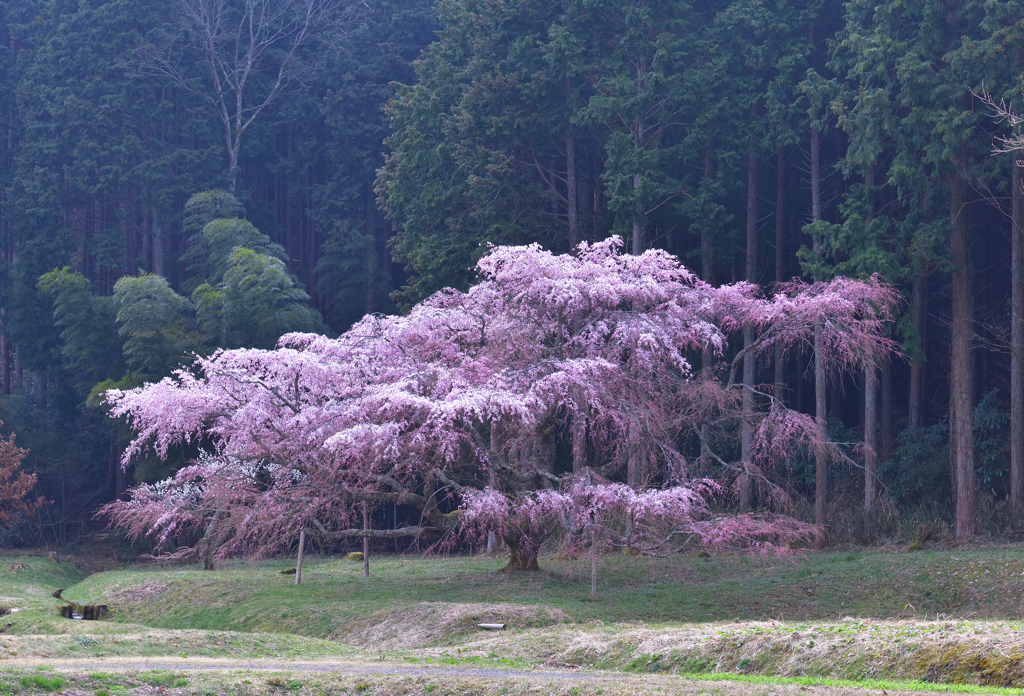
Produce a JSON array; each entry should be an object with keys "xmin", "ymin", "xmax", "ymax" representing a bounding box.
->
[{"xmin": 4, "ymin": 547, "xmax": 1024, "ymax": 694}]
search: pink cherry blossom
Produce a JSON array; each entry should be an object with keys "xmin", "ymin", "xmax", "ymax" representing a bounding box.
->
[{"xmin": 101, "ymin": 238, "xmax": 895, "ymax": 567}]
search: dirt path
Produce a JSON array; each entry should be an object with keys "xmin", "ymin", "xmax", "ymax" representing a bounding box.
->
[{"xmin": 8, "ymin": 656, "xmax": 591, "ymax": 680}]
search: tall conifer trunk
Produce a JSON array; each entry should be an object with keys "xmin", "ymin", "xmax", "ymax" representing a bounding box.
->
[
  {"xmin": 810, "ymin": 124, "xmax": 827, "ymax": 540},
  {"xmin": 0, "ymin": 307, "xmax": 8, "ymax": 396},
  {"xmin": 152, "ymin": 209, "xmax": 164, "ymax": 277},
  {"xmin": 740, "ymin": 146, "xmax": 758, "ymax": 509},
  {"xmin": 365, "ymin": 183, "xmax": 376, "ymax": 314},
  {"xmin": 632, "ymin": 174, "xmax": 644, "ymax": 254},
  {"xmin": 949, "ymin": 173, "xmax": 976, "ymax": 539},
  {"xmin": 863, "ymin": 163, "xmax": 878, "ymax": 510},
  {"xmin": 701, "ymin": 140, "xmax": 715, "ymax": 463},
  {"xmin": 774, "ymin": 146, "xmax": 786, "ymax": 404},
  {"xmin": 1011, "ymin": 156, "xmax": 1024, "ymax": 512},
  {"xmin": 880, "ymin": 358, "xmax": 893, "ymax": 459},
  {"xmin": 566, "ymin": 78, "xmax": 579, "ymax": 248},
  {"xmin": 909, "ymin": 272, "xmax": 927, "ymax": 429},
  {"xmin": 701, "ymin": 138, "xmax": 715, "ymax": 290}
]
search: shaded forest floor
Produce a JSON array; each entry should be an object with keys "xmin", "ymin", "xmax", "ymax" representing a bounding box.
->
[{"xmin": 4, "ymin": 549, "xmax": 1024, "ymax": 694}]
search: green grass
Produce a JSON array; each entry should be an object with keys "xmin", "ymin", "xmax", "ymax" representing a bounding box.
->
[
  {"xmin": 675, "ymin": 672, "xmax": 1024, "ymax": 694},
  {"xmin": 57, "ymin": 548, "xmax": 1024, "ymax": 640},
  {"xmin": 7, "ymin": 549, "xmax": 1024, "ymax": 692},
  {"xmin": 0, "ymin": 556, "xmax": 83, "ymax": 609},
  {"xmin": 16, "ymin": 675, "xmax": 64, "ymax": 692},
  {"xmin": 0, "ymin": 555, "xmax": 359, "ymax": 660}
]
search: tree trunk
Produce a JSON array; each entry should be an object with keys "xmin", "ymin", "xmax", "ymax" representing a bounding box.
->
[
  {"xmin": 909, "ymin": 272, "xmax": 927, "ymax": 429},
  {"xmin": 12, "ymin": 345, "xmax": 21, "ymax": 391},
  {"xmin": 814, "ymin": 323, "xmax": 827, "ymax": 538},
  {"xmin": 566, "ymin": 78, "xmax": 579, "ymax": 248},
  {"xmin": 949, "ymin": 174, "xmax": 976, "ymax": 540},
  {"xmin": 152, "ymin": 208, "xmax": 164, "ymax": 277},
  {"xmin": 572, "ymin": 414, "xmax": 586, "ymax": 473},
  {"xmin": 701, "ymin": 138, "xmax": 716, "ymax": 287},
  {"xmin": 35, "ymin": 372, "xmax": 46, "ymax": 411},
  {"xmin": 362, "ymin": 501, "xmax": 370, "ymax": 577},
  {"xmin": 365, "ymin": 183, "xmax": 376, "ymax": 314},
  {"xmin": 700, "ymin": 141, "xmax": 715, "ymax": 460},
  {"xmin": 201, "ymin": 510, "xmax": 223, "ymax": 570},
  {"xmin": 626, "ymin": 426, "xmax": 641, "ymax": 488},
  {"xmin": 501, "ymin": 539, "xmax": 540, "ymax": 572},
  {"xmin": 774, "ymin": 145, "xmax": 786, "ymax": 405},
  {"xmin": 1011, "ymin": 156, "xmax": 1024, "ymax": 513},
  {"xmin": 631, "ymin": 202, "xmax": 644, "ymax": 256},
  {"xmin": 740, "ymin": 147, "xmax": 758, "ymax": 509},
  {"xmin": 590, "ymin": 525, "xmax": 598, "ymax": 601},
  {"xmin": 863, "ymin": 161, "xmax": 879, "ymax": 508},
  {"xmin": 590, "ymin": 549, "xmax": 597, "ymax": 600},
  {"xmin": 810, "ymin": 125, "xmax": 821, "ymax": 225},
  {"xmin": 810, "ymin": 123, "xmax": 827, "ymax": 544},
  {"xmin": 864, "ymin": 362, "xmax": 878, "ymax": 510},
  {"xmin": 631, "ymin": 113, "xmax": 646, "ymax": 255},
  {"xmin": 0, "ymin": 321, "xmax": 8, "ymax": 396},
  {"xmin": 880, "ymin": 356, "xmax": 893, "ymax": 460},
  {"xmin": 295, "ymin": 528, "xmax": 305, "ymax": 585},
  {"xmin": 487, "ymin": 422, "xmax": 501, "ymax": 554}
]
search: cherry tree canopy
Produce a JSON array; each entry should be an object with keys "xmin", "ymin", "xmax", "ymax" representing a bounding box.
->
[{"xmin": 102, "ymin": 238, "xmax": 896, "ymax": 568}]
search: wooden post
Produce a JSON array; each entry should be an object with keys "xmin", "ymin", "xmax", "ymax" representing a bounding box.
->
[
  {"xmin": 295, "ymin": 528, "xmax": 305, "ymax": 585},
  {"xmin": 864, "ymin": 363, "xmax": 877, "ymax": 511},
  {"xmin": 590, "ymin": 539, "xmax": 597, "ymax": 601},
  {"xmin": 362, "ymin": 501, "xmax": 370, "ymax": 577}
]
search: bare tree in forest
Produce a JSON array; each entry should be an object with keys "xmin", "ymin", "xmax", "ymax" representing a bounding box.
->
[
  {"xmin": 146, "ymin": 0, "xmax": 337, "ymax": 191},
  {"xmin": 0, "ymin": 426, "xmax": 44, "ymax": 528}
]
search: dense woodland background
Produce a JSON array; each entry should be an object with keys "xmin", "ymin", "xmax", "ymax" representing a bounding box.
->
[{"xmin": 1, "ymin": 0, "xmax": 1023, "ymax": 548}]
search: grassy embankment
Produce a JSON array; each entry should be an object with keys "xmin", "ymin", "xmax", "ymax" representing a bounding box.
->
[{"xmin": 4, "ymin": 549, "xmax": 1024, "ymax": 694}]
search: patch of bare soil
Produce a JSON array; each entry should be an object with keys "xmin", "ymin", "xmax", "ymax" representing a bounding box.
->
[{"xmin": 331, "ymin": 602, "xmax": 569, "ymax": 649}]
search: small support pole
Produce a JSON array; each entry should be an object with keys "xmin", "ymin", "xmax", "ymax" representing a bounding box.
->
[
  {"xmin": 363, "ymin": 501, "xmax": 370, "ymax": 578},
  {"xmin": 295, "ymin": 528, "xmax": 305, "ymax": 585},
  {"xmin": 590, "ymin": 512, "xmax": 599, "ymax": 601}
]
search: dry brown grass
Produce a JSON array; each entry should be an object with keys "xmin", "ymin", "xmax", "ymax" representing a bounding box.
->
[
  {"xmin": 330, "ymin": 601, "xmax": 569, "ymax": 649},
  {"xmin": 411, "ymin": 618, "xmax": 1024, "ymax": 688}
]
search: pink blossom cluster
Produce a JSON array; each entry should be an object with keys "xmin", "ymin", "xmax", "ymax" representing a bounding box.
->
[{"xmin": 102, "ymin": 237, "xmax": 895, "ymax": 561}]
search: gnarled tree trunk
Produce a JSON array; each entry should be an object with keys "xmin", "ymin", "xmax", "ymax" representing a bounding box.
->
[{"xmin": 501, "ymin": 538, "xmax": 540, "ymax": 572}]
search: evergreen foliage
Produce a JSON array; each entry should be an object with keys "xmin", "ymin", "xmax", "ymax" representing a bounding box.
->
[{"xmin": 1, "ymin": 0, "xmax": 1023, "ymax": 547}]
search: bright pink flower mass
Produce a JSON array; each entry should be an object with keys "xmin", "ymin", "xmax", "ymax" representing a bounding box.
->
[{"xmin": 102, "ymin": 238, "xmax": 896, "ymax": 568}]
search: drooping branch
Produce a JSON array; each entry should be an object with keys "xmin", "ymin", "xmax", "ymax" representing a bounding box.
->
[{"xmin": 102, "ymin": 237, "xmax": 896, "ymax": 565}]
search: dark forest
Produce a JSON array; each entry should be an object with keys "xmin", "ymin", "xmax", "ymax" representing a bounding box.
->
[{"xmin": 2, "ymin": 0, "xmax": 1023, "ymax": 549}]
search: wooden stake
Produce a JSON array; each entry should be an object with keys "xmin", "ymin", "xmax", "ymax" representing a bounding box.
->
[
  {"xmin": 363, "ymin": 501, "xmax": 370, "ymax": 578},
  {"xmin": 295, "ymin": 528, "xmax": 305, "ymax": 585}
]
